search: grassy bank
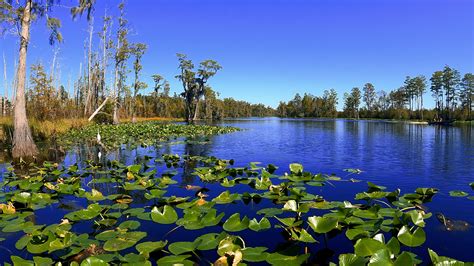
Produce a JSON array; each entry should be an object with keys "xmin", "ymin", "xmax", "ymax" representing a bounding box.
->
[{"xmin": 0, "ymin": 117, "xmax": 183, "ymax": 144}]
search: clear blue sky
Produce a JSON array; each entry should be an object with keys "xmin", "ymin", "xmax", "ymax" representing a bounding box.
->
[{"xmin": 1, "ymin": 0, "xmax": 473, "ymax": 109}]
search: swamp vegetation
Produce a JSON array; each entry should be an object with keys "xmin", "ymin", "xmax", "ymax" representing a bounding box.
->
[{"xmin": 0, "ymin": 121, "xmax": 472, "ymax": 265}]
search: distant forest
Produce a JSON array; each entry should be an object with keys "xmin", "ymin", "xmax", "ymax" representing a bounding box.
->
[{"xmin": 278, "ymin": 66, "xmax": 473, "ymax": 121}]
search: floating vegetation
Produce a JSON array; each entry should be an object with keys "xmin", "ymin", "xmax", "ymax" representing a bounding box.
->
[
  {"xmin": 0, "ymin": 155, "xmax": 472, "ymax": 265},
  {"xmin": 58, "ymin": 122, "xmax": 240, "ymax": 149}
]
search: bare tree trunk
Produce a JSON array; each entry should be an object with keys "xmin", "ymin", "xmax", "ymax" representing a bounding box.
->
[
  {"xmin": 193, "ymin": 98, "xmax": 200, "ymax": 121},
  {"xmin": 12, "ymin": 0, "xmax": 38, "ymax": 158},
  {"xmin": 88, "ymin": 97, "xmax": 109, "ymax": 121},
  {"xmin": 112, "ymin": 38, "xmax": 120, "ymax": 125},
  {"xmin": 3, "ymin": 53, "xmax": 7, "ymax": 116},
  {"xmin": 420, "ymin": 94, "xmax": 424, "ymax": 120},
  {"xmin": 84, "ymin": 19, "xmax": 94, "ymax": 116}
]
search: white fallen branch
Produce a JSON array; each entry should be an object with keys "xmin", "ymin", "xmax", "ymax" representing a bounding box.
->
[{"xmin": 88, "ymin": 97, "xmax": 109, "ymax": 121}]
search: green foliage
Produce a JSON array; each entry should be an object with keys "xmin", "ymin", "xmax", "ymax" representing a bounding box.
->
[
  {"xmin": 59, "ymin": 121, "xmax": 240, "ymax": 149},
  {"xmin": 0, "ymin": 148, "xmax": 470, "ymax": 265}
]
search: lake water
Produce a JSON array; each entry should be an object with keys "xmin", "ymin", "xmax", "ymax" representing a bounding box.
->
[{"xmin": 1, "ymin": 118, "xmax": 473, "ymax": 263}]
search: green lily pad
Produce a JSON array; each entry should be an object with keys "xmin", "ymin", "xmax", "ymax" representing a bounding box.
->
[
  {"xmin": 449, "ymin": 190, "xmax": 469, "ymax": 197},
  {"xmin": 397, "ymin": 226, "xmax": 425, "ymax": 247},
  {"xmin": 103, "ymin": 231, "xmax": 147, "ymax": 251},
  {"xmin": 308, "ymin": 216, "xmax": 338, "ymax": 234},
  {"xmin": 212, "ymin": 190, "xmax": 240, "ymax": 204},
  {"xmin": 194, "ymin": 232, "xmax": 226, "ymax": 251},
  {"xmin": 289, "ymin": 163, "xmax": 303, "ymax": 174},
  {"xmin": 136, "ymin": 241, "xmax": 168, "ymax": 254},
  {"xmin": 248, "ymin": 217, "xmax": 271, "ymax": 232},
  {"xmin": 223, "ymin": 213, "xmax": 250, "ymax": 232},
  {"xmin": 156, "ymin": 255, "xmax": 194, "ymax": 266},
  {"xmin": 151, "ymin": 205, "xmax": 178, "ymax": 224},
  {"xmin": 168, "ymin": 241, "xmax": 197, "ymax": 255},
  {"xmin": 80, "ymin": 257, "xmax": 108, "ymax": 266},
  {"xmin": 266, "ymin": 252, "xmax": 310, "ymax": 265},
  {"xmin": 242, "ymin": 247, "xmax": 269, "ymax": 262},
  {"xmin": 354, "ymin": 238, "xmax": 386, "ymax": 257},
  {"xmin": 338, "ymin": 253, "xmax": 367, "ymax": 266}
]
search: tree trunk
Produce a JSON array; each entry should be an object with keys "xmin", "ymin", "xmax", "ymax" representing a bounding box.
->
[
  {"xmin": 84, "ymin": 19, "xmax": 94, "ymax": 116},
  {"xmin": 12, "ymin": 0, "xmax": 38, "ymax": 158},
  {"xmin": 112, "ymin": 38, "xmax": 120, "ymax": 125},
  {"xmin": 193, "ymin": 99, "xmax": 200, "ymax": 121},
  {"xmin": 3, "ymin": 53, "xmax": 7, "ymax": 116},
  {"xmin": 420, "ymin": 94, "xmax": 424, "ymax": 120}
]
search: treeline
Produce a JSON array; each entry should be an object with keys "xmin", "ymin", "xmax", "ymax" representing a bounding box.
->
[
  {"xmin": 21, "ymin": 61, "xmax": 275, "ymax": 123},
  {"xmin": 277, "ymin": 66, "xmax": 473, "ymax": 121},
  {"xmin": 0, "ymin": 2, "xmax": 273, "ymax": 124}
]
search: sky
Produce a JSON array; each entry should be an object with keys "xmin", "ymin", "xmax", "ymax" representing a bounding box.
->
[{"xmin": 1, "ymin": 0, "xmax": 473, "ymax": 109}]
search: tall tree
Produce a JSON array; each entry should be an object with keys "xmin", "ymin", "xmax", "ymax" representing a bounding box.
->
[
  {"xmin": 430, "ymin": 71, "xmax": 444, "ymax": 120},
  {"xmin": 176, "ymin": 53, "xmax": 196, "ymax": 123},
  {"xmin": 363, "ymin": 83, "xmax": 376, "ymax": 113},
  {"xmin": 343, "ymin": 87, "xmax": 361, "ymax": 119},
  {"xmin": 193, "ymin": 60, "xmax": 222, "ymax": 120},
  {"xmin": 176, "ymin": 54, "xmax": 221, "ymax": 123},
  {"xmin": 442, "ymin": 65, "xmax": 461, "ymax": 119},
  {"xmin": 112, "ymin": 2, "xmax": 131, "ymax": 124},
  {"xmin": 131, "ymin": 43, "xmax": 147, "ymax": 122},
  {"xmin": 412, "ymin": 75, "xmax": 426, "ymax": 120},
  {"xmin": 460, "ymin": 73, "xmax": 474, "ymax": 120},
  {"xmin": 0, "ymin": 0, "xmax": 94, "ymax": 158}
]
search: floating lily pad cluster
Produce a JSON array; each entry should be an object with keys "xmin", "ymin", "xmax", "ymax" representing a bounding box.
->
[
  {"xmin": 0, "ymin": 155, "xmax": 472, "ymax": 265},
  {"xmin": 58, "ymin": 122, "xmax": 240, "ymax": 149}
]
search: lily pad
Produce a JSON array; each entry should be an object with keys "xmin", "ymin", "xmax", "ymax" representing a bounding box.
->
[
  {"xmin": 308, "ymin": 216, "xmax": 338, "ymax": 234},
  {"xmin": 397, "ymin": 226, "xmax": 425, "ymax": 247},
  {"xmin": 151, "ymin": 205, "xmax": 178, "ymax": 224}
]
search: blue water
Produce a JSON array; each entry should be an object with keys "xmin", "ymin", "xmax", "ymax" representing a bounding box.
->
[{"xmin": 1, "ymin": 118, "xmax": 473, "ymax": 263}]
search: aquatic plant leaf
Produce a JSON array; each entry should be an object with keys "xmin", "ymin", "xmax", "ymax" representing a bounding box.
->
[
  {"xmin": 449, "ymin": 190, "xmax": 469, "ymax": 197},
  {"xmin": 265, "ymin": 252, "xmax": 310, "ymax": 265},
  {"xmin": 103, "ymin": 231, "xmax": 147, "ymax": 252},
  {"xmin": 151, "ymin": 205, "xmax": 178, "ymax": 224},
  {"xmin": 354, "ymin": 238, "xmax": 386, "ymax": 257},
  {"xmin": 10, "ymin": 256, "xmax": 34, "ymax": 266},
  {"xmin": 397, "ymin": 226, "xmax": 425, "ymax": 247},
  {"xmin": 80, "ymin": 257, "xmax": 108, "ymax": 266},
  {"xmin": 408, "ymin": 210, "xmax": 426, "ymax": 227},
  {"xmin": 248, "ymin": 217, "xmax": 271, "ymax": 232},
  {"xmin": 367, "ymin": 182, "xmax": 386, "ymax": 191},
  {"xmin": 345, "ymin": 229, "xmax": 370, "ymax": 240},
  {"xmin": 338, "ymin": 253, "xmax": 366, "ymax": 266},
  {"xmin": 85, "ymin": 189, "xmax": 105, "ymax": 201},
  {"xmin": 256, "ymin": 208, "xmax": 283, "ymax": 217},
  {"xmin": 289, "ymin": 163, "xmax": 303, "ymax": 174},
  {"xmin": 308, "ymin": 216, "xmax": 338, "ymax": 234},
  {"xmin": 217, "ymin": 236, "xmax": 244, "ymax": 256},
  {"xmin": 386, "ymin": 237, "xmax": 400, "ymax": 257},
  {"xmin": 242, "ymin": 247, "xmax": 269, "ymax": 262},
  {"xmin": 283, "ymin": 200, "xmax": 298, "ymax": 212},
  {"xmin": 393, "ymin": 252, "xmax": 414, "ymax": 266},
  {"xmin": 223, "ymin": 213, "xmax": 249, "ymax": 232},
  {"xmin": 428, "ymin": 249, "xmax": 465, "ymax": 266},
  {"xmin": 32, "ymin": 256, "xmax": 54, "ymax": 265},
  {"xmin": 118, "ymin": 220, "xmax": 141, "ymax": 230},
  {"xmin": 368, "ymin": 249, "xmax": 392, "ymax": 265},
  {"xmin": 294, "ymin": 228, "xmax": 317, "ymax": 243},
  {"xmin": 168, "ymin": 241, "xmax": 198, "ymax": 255},
  {"xmin": 156, "ymin": 255, "xmax": 194, "ymax": 266},
  {"xmin": 212, "ymin": 190, "xmax": 240, "ymax": 204},
  {"xmin": 136, "ymin": 241, "xmax": 168, "ymax": 254},
  {"xmin": 194, "ymin": 232, "xmax": 226, "ymax": 251}
]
